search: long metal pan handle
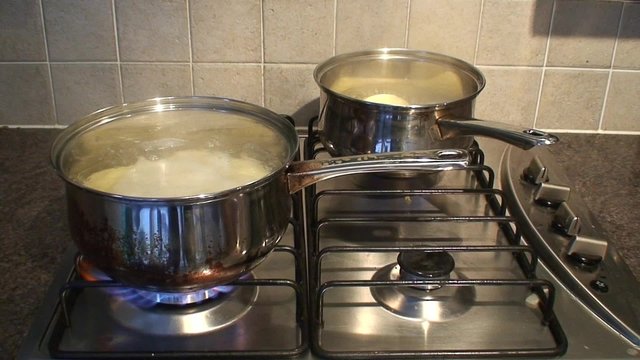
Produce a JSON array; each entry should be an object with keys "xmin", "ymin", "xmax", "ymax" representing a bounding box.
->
[
  {"xmin": 287, "ymin": 149, "xmax": 470, "ymax": 194},
  {"xmin": 438, "ymin": 118, "xmax": 559, "ymax": 150}
]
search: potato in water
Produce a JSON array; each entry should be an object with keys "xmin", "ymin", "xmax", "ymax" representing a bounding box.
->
[
  {"xmin": 364, "ymin": 93, "xmax": 409, "ymax": 106},
  {"xmin": 83, "ymin": 149, "xmax": 270, "ymax": 198}
]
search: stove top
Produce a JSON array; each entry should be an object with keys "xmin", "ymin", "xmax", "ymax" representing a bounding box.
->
[{"xmin": 17, "ymin": 126, "xmax": 640, "ymax": 359}]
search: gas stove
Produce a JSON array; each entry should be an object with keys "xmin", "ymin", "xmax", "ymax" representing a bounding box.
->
[{"xmin": 18, "ymin": 121, "xmax": 640, "ymax": 359}]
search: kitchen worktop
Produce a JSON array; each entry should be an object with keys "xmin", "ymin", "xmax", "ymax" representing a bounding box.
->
[{"xmin": 1, "ymin": 128, "xmax": 639, "ymax": 359}]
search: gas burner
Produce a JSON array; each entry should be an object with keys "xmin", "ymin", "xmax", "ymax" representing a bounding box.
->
[
  {"xmin": 75, "ymin": 255, "xmax": 258, "ymax": 335},
  {"xmin": 397, "ymin": 250, "xmax": 455, "ymax": 291},
  {"xmin": 75, "ymin": 255, "xmax": 238, "ymax": 306},
  {"xmin": 109, "ymin": 283, "xmax": 258, "ymax": 335},
  {"xmin": 371, "ymin": 251, "xmax": 475, "ymax": 322},
  {"xmin": 130, "ymin": 284, "xmax": 237, "ymax": 306}
]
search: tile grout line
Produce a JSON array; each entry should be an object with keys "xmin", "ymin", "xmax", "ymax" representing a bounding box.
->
[
  {"xmin": 186, "ymin": 0, "xmax": 195, "ymax": 96},
  {"xmin": 541, "ymin": 129, "xmax": 640, "ymax": 135},
  {"xmin": 404, "ymin": 0, "xmax": 411, "ymax": 48},
  {"xmin": 472, "ymin": 0, "xmax": 485, "ymax": 66},
  {"xmin": 261, "ymin": 0, "xmax": 266, "ymax": 106},
  {"xmin": 333, "ymin": 0, "xmax": 337, "ymax": 55},
  {"xmin": 3, "ymin": 124, "xmax": 67, "ymax": 129},
  {"xmin": 1, "ymin": 61, "xmax": 50, "ymax": 64},
  {"xmin": 3, "ymin": 61, "xmax": 638, "ymax": 72},
  {"xmin": 532, "ymin": 0, "xmax": 556, "ymax": 129},
  {"xmin": 42, "ymin": 61, "xmax": 324, "ymax": 66},
  {"xmin": 38, "ymin": 0, "xmax": 58, "ymax": 125},
  {"xmin": 476, "ymin": 64, "xmax": 627, "ymax": 72},
  {"xmin": 597, "ymin": 2, "xmax": 625, "ymax": 132},
  {"xmin": 111, "ymin": 0, "xmax": 124, "ymax": 104}
]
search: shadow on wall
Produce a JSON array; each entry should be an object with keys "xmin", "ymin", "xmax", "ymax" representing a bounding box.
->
[
  {"xmin": 532, "ymin": 0, "xmax": 633, "ymax": 38},
  {"xmin": 291, "ymin": 98, "xmax": 320, "ymax": 128}
]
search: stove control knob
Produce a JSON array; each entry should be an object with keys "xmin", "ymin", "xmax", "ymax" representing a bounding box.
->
[
  {"xmin": 534, "ymin": 182, "xmax": 571, "ymax": 207},
  {"xmin": 567, "ymin": 234, "xmax": 608, "ymax": 267},
  {"xmin": 552, "ymin": 202, "xmax": 581, "ymax": 236},
  {"xmin": 523, "ymin": 156, "xmax": 548, "ymax": 185}
]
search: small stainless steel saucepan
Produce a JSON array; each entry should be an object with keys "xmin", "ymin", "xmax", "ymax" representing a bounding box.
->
[
  {"xmin": 51, "ymin": 96, "xmax": 470, "ymax": 292},
  {"xmin": 314, "ymin": 48, "xmax": 559, "ymax": 156}
]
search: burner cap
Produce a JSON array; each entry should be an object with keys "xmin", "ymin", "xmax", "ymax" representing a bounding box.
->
[
  {"xmin": 370, "ymin": 263, "xmax": 475, "ymax": 322},
  {"xmin": 397, "ymin": 250, "xmax": 455, "ymax": 279}
]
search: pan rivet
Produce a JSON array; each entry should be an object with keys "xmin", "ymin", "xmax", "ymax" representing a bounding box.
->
[{"xmin": 437, "ymin": 150, "xmax": 462, "ymax": 160}]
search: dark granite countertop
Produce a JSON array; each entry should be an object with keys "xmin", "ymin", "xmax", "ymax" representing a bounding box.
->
[{"xmin": 1, "ymin": 128, "xmax": 639, "ymax": 359}]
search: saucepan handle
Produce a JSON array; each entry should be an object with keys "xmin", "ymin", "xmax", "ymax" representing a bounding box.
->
[
  {"xmin": 438, "ymin": 118, "xmax": 559, "ymax": 150},
  {"xmin": 286, "ymin": 149, "xmax": 470, "ymax": 194}
]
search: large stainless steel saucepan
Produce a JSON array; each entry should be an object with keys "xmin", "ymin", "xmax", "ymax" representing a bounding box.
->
[
  {"xmin": 51, "ymin": 96, "xmax": 470, "ymax": 292},
  {"xmin": 314, "ymin": 49, "xmax": 559, "ymax": 156}
]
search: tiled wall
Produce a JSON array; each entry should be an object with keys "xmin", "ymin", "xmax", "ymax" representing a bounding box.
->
[{"xmin": 1, "ymin": 0, "xmax": 639, "ymax": 132}]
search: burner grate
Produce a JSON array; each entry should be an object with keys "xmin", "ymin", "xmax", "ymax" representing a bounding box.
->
[
  {"xmin": 47, "ymin": 216, "xmax": 308, "ymax": 359},
  {"xmin": 311, "ymin": 246, "xmax": 566, "ymax": 358},
  {"xmin": 304, "ymin": 118, "xmax": 567, "ymax": 358}
]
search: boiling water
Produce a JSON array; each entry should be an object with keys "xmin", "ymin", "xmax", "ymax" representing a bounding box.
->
[
  {"xmin": 363, "ymin": 93, "xmax": 410, "ymax": 106},
  {"xmin": 65, "ymin": 109, "xmax": 289, "ymax": 198},
  {"xmin": 321, "ymin": 59, "xmax": 479, "ymax": 106},
  {"xmin": 83, "ymin": 149, "xmax": 270, "ymax": 198},
  {"xmin": 330, "ymin": 73, "xmax": 469, "ymax": 106}
]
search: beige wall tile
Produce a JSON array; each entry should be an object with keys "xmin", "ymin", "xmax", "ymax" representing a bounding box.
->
[
  {"xmin": 264, "ymin": 64, "xmax": 318, "ymax": 125},
  {"xmin": 0, "ymin": 65, "xmax": 54, "ymax": 125},
  {"xmin": 0, "ymin": 0, "xmax": 46, "ymax": 61},
  {"xmin": 264, "ymin": 0, "xmax": 333, "ymax": 63},
  {"xmin": 121, "ymin": 64, "xmax": 191, "ymax": 102},
  {"xmin": 476, "ymin": 0, "xmax": 552, "ymax": 66},
  {"xmin": 602, "ymin": 71, "xmax": 640, "ymax": 131},
  {"xmin": 51, "ymin": 64, "xmax": 121, "ymax": 125},
  {"xmin": 193, "ymin": 64, "xmax": 262, "ymax": 105},
  {"xmin": 115, "ymin": 0, "xmax": 189, "ymax": 62},
  {"xmin": 536, "ymin": 69, "xmax": 608, "ymax": 130},
  {"xmin": 190, "ymin": 0, "xmax": 261, "ymax": 63},
  {"xmin": 474, "ymin": 67, "xmax": 542, "ymax": 128},
  {"xmin": 408, "ymin": 0, "xmax": 481, "ymax": 63},
  {"xmin": 613, "ymin": 3, "xmax": 640, "ymax": 70},
  {"xmin": 1, "ymin": 0, "xmax": 639, "ymax": 132},
  {"xmin": 547, "ymin": 1, "xmax": 621, "ymax": 68},
  {"xmin": 336, "ymin": 0, "xmax": 408, "ymax": 54},
  {"xmin": 43, "ymin": 0, "xmax": 116, "ymax": 61}
]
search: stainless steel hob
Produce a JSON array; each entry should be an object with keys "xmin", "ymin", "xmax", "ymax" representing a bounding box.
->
[{"xmin": 18, "ymin": 123, "xmax": 640, "ymax": 359}]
